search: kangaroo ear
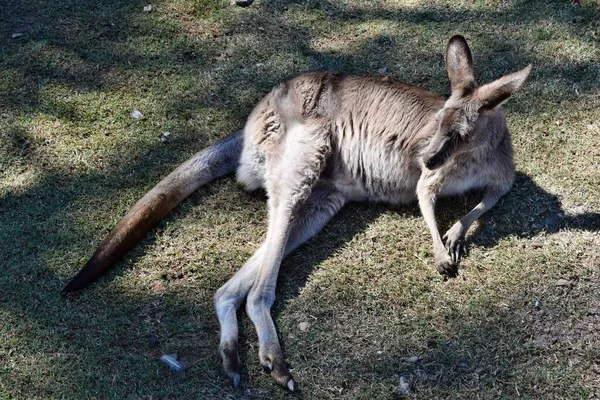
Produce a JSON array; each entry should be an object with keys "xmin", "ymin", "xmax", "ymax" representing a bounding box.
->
[
  {"xmin": 475, "ymin": 64, "xmax": 532, "ymax": 109},
  {"xmin": 445, "ymin": 35, "xmax": 476, "ymax": 95}
]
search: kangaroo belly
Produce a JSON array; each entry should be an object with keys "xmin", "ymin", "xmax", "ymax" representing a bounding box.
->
[{"xmin": 327, "ymin": 138, "xmax": 422, "ymax": 204}]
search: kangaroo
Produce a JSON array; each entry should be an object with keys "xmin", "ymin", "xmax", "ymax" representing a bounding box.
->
[{"xmin": 62, "ymin": 35, "xmax": 531, "ymax": 390}]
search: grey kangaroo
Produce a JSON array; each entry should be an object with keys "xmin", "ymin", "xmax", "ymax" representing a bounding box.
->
[{"xmin": 62, "ymin": 35, "xmax": 531, "ymax": 390}]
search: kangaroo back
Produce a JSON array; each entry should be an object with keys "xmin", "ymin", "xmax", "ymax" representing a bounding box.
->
[{"xmin": 61, "ymin": 130, "xmax": 244, "ymax": 294}]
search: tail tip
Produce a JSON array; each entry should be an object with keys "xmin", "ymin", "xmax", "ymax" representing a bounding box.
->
[
  {"xmin": 61, "ymin": 278, "xmax": 82, "ymax": 296},
  {"xmin": 60, "ymin": 283, "xmax": 73, "ymax": 297}
]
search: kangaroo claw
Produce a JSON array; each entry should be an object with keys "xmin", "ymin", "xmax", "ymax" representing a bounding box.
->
[{"xmin": 443, "ymin": 227, "xmax": 467, "ymax": 265}]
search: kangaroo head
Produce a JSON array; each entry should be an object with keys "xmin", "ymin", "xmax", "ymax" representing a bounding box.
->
[{"xmin": 423, "ymin": 35, "xmax": 532, "ymax": 170}]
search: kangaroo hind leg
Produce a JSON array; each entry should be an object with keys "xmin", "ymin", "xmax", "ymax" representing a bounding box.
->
[
  {"xmin": 214, "ymin": 186, "xmax": 344, "ymax": 389},
  {"xmin": 214, "ymin": 124, "xmax": 335, "ymax": 390}
]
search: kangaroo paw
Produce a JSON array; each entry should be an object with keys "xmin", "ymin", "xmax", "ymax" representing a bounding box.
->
[
  {"xmin": 443, "ymin": 224, "xmax": 467, "ymax": 264},
  {"xmin": 435, "ymin": 252, "xmax": 459, "ymax": 277}
]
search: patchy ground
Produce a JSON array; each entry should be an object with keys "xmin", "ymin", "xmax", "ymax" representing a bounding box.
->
[{"xmin": 1, "ymin": 0, "xmax": 599, "ymax": 398}]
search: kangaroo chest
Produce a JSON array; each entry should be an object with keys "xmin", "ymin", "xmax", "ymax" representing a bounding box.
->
[{"xmin": 328, "ymin": 141, "xmax": 492, "ymax": 205}]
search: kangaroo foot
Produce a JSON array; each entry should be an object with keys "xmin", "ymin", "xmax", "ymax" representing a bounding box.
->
[
  {"xmin": 259, "ymin": 345, "xmax": 295, "ymax": 391},
  {"xmin": 218, "ymin": 341, "xmax": 241, "ymax": 387}
]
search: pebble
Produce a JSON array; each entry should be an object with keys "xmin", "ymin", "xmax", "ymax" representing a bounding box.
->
[
  {"xmin": 555, "ymin": 278, "xmax": 575, "ymax": 287},
  {"xmin": 298, "ymin": 321, "xmax": 310, "ymax": 331},
  {"xmin": 397, "ymin": 375, "xmax": 412, "ymax": 394},
  {"xmin": 131, "ymin": 109, "xmax": 144, "ymax": 119}
]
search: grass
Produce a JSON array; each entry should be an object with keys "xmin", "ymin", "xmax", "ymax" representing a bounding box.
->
[{"xmin": 1, "ymin": 0, "xmax": 599, "ymax": 398}]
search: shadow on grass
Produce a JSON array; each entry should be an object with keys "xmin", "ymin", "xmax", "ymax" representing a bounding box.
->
[{"xmin": 434, "ymin": 172, "xmax": 600, "ymax": 251}]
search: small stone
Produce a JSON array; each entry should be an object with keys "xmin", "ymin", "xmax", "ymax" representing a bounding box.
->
[
  {"xmin": 555, "ymin": 278, "xmax": 575, "ymax": 287},
  {"xmin": 11, "ymin": 32, "xmax": 24, "ymax": 39},
  {"xmin": 531, "ymin": 241, "xmax": 543, "ymax": 249},
  {"xmin": 376, "ymin": 350, "xmax": 383, "ymax": 355},
  {"xmin": 143, "ymin": 5, "xmax": 152, "ymax": 12},
  {"xmin": 378, "ymin": 67, "xmax": 388, "ymax": 74},
  {"xmin": 397, "ymin": 375, "xmax": 412, "ymax": 395},
  {"xmin": 131, "ymin": 109, "xmax": 144, "ymax": 119},
  {"xmin": 298, "ymin": 321, "xmax": 310, "ymax": 331},
  {"xmin": 408, "ymin": 355, "xmax": 420, "ymax": 363},
  {"xmin": 255, "ymin": 63, "xmax": 265, "ymax": 68},
  {"xmin": 534, "ymin": 300, "xmax": 541, "ymax": 309}
]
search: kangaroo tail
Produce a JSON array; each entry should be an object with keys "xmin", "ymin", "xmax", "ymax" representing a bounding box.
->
[{"xmin": 61, "ymin": 130, "xmax": 244, "ymax": 295}]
